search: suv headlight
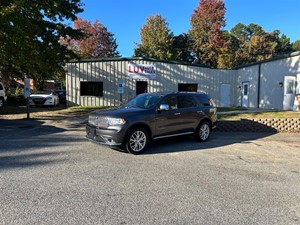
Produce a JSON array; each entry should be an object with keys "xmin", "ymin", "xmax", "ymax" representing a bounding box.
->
[
  {"xmin": 89, "ymin": 115, "xmax": 126, "ymax": 127},
  {"xmin": 106, "ymin": 118, "xmax": 126, "ymax": 126}
]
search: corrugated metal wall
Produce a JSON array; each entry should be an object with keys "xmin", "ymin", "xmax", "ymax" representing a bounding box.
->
[
  {"xmin": 65, "ymin": 58, "xmax": 237, "ymax": 107},
  {"xmin": 235, "ymin": 53, "xmax": 300, "ymax": 110}
]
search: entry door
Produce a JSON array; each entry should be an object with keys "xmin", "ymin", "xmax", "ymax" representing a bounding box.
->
[
  {"xmin": 220, "ymin": 84, "xmax": 231, "ymax": 107},
  {"xmin": 136, "ymin": 81, "xmax": 148, "ymax": 95},
  {"xmin": 242, "ymin": 82, "xmax": 249, "ymax": 108},
  {"xmin": 283, "ymin": 76, "xmax": 296, "ymax": 110}
]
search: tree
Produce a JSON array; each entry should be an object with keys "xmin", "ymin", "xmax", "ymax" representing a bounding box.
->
[
  {"xmin": 172, "ymin": 33, "xmax": 197, "ymax": 63},
  {"xmin": 62, "ymin": 17, "xmax": 119, "ymax": 58},
  {"xmin": 271, "ymin": 30, "xmax": 292, "ymax": 55},
  {"xmin": 230, "ymin": 23, "xmax": 249, "ymax": 44},
  {"xmin": 0, "ymin": 0, "xmax": 83, "ymax": 86},
  {"xmin": 217, "ymin": 31, "xmax": 239, "ymax": 68},
  {"xmin": 230, "ymin": 23, "xmax": 278, "ymax": 65},
  {"xmin": 189, "ymin": 0, "xmax": 227, "ymax": 68},
  {"xmin": 134, "ymin": 14, "xmax": 174, "ymax": 60},
  {"xmin": 247, "ymin": 34, "xmax": 277, "ymax": 61},
  {"xmin": 292, "ymin": 40, "xmax": 300, "ymax": 51}
]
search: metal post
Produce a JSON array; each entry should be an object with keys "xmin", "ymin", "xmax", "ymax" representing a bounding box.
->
[
  {"xmin": 119, "ymin": 93, "xmax": 123, "ymax": 105},
  {"xmin": 24, "ymin": 75, "xmax": 31, "ymax": 119},
  {"xmin": 26, "ymin": 97, "xmax": 30, "ymax": 119}
]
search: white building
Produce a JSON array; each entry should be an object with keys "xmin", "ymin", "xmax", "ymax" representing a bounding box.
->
[
  {"xmin": 236, "ymin": 51, "xmax": 300, "ymax": 110},
  {"xmin": 65, "ymin": 51, "xmax": 300, "ymax": 110}
]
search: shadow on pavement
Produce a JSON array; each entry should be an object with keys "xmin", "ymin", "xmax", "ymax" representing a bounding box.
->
[
  {"xmin": 0, "ymin": 152, "xmax": 67, "ymax": 170},
  {"xmin": 144, "ymin": 131, "xmax": 276, "ymax": 155},
  {"xmin": 0, "ymin": 118, "xmax": 86, "ymax": 170}
]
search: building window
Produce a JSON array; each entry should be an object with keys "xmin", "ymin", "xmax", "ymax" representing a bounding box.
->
[
  {"xmin": 178, "ymin": 83, "xmax": 198, "ymax": 92},
  {"xmin": 136, "ymin": 81, "xmax": 148, "ymax": 95},
  {"xmin": 80, "ymin": 81, "xmax": 103, "ymax": 96}
]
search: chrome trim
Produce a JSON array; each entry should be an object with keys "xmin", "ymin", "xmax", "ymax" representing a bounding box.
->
[
  {"xmin": 86, "ymin": 135, "xmax": 122, "ymax": 146},
  {"xmin": 153, "ymin": 132, "xmax": 194, "ymax": 140},
  {"xmin": 158, "ymin": 104, "xmax": 169, "ymax": 111}
]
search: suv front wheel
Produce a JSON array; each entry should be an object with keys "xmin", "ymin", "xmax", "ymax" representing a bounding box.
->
[
  {"xmin": 195, "ymin": 121, "xmax": 211, "ymax": 142},
  {"xmin": 124, "ymin": 128, "xmax": 149, "ymax": 154}
]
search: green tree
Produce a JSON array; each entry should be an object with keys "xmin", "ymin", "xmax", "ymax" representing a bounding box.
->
[
  {"xmin": 62, "ymin": 17, "xmax": 119, "ymax": 58},
  {"xmin": 189, "ymin": 0, "xmax": 227, "ymax": 68},
  {"xmin": 230, "ymin": 23, "xmax": 249, "ymax": 44},
  {"xmin": 292, "ymin": 40, "xmax": 300, "ymax": 51},
  {"xmin": 247, "ymin": 34, "xmax": 277, "ymax": 61},
  {"xmin": 134, "ymin": 14, "xmax": 173, "ymax": 60},
  {"xmin": 172, "ymin": 33, "xmax": 197, "ymax": 63},
  {"xmin": 231, "ymin": 23, "xmax": 278, "ymax": 65},
  {"xmin": 271, "ymin": 30, "xmax": 292, "ymax": 55},
  {"xmin": 217, "ymin": 31, "xmax": 239, "ymax": 68},
  {"xmin": 0, "ymin": 0, "xmax": 84, "ymax": 86}
]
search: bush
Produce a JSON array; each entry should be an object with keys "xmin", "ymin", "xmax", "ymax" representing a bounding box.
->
[{"xmin": 6, "ymin": 88, "xmax": 26, "ymax": 106}]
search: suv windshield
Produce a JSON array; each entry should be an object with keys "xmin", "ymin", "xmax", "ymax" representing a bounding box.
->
[{"xmin": 124, "ymin": 93, "xmax": 162, "ymax": 109}]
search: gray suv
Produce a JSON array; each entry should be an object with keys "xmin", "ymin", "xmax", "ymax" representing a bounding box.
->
[{"xmin": 86, "ymin": 92, "xmax": 217, "ymax": 154}]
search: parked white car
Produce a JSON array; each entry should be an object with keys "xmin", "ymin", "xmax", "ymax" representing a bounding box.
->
[
  {"xmin": 29, "ymin": 90, "xmax": 59, "ymax": 107},
  {"xmin": 0, "ymin": 82, "xmax": 7, "ymax": 108}
]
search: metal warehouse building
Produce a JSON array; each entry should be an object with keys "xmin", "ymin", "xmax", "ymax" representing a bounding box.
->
[{"xmin": 65, "ymin": 51, "xmax": 300, "ymax": 110}]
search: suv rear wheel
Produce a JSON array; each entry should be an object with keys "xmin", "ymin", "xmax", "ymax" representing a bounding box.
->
[
  {"xmin": 124, "ymin": 128, "xmax": 149, "ymax": 154},
  {"xmin": 195, "ymin": 121, "xmax": 211, "ymax": 142}
]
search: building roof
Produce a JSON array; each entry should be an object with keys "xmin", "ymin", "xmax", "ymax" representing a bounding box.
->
[
  {"xmin": 67, "ymin": 51, "xmax": 300, "ymax": 70},
  {"xmin": 67, "ymin": 56, "xmax": 210, "ymax": 68},
  {"xmin": 233, "ymin": 51, "xmax": 300, "ymax": 69}
]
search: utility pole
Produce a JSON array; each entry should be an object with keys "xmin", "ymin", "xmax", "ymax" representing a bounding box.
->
[{"xmin": 24, "ymin": 75, "xmax": 31, "ymax": 119}]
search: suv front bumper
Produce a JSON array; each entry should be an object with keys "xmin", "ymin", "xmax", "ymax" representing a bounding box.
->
[{"xmin": 86, "ymin": 124, "xmax": 125, "ymax": 146}]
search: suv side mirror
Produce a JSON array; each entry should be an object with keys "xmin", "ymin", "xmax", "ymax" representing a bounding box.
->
[{"xmin": 158, "ymin": 104, "xmax": 169, "ymax": 111}]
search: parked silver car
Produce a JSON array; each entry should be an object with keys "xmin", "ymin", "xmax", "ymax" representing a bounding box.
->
[{"xmin": 29, "ymin": 90, "xmax": 59, "ymax": 107}]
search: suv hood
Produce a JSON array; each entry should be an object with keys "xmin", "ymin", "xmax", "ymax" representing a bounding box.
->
[{"xmin": 91, "ymin": 107, "xmax": 148, "ymax": 117}]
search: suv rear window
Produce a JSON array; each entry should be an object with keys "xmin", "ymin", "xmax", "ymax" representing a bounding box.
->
[
  {"xmin": 161, "ymin": 95, "xmax": 198, "ymax": 109},
  {"xmin": 178, "ymin": 95, "xmax": 197, "ymax": 108},
  {"xmin": 195, "ymin": 95, "xmax": 210, "ymax": 106}
]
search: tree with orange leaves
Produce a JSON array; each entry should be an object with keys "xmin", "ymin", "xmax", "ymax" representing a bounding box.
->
[
  {"xmin": 189, "ymin": 0, "xmax": 226, "ymax": 68},
  {"xmin": 63, "ymin": 17, "xmax": 119, "ymax": 58}
]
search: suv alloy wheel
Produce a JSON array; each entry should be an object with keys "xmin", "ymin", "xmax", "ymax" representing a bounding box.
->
[
  {"xmin": 124, "ymin": 128, "xmax": 149, "ymax": 154},
  {"xmin": 195, "ymin": 121, "xmax": 211, "ymax": 142}
]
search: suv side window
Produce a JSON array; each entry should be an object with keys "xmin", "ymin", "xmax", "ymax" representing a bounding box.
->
[
  {"xmin": 0, "ymin": 83, "xmax": 3, "ymax": 90},
  {"xmin": 178, "ymin": 95, "xmax": 197, "ymax": 108},
  {"xmin": 195, "ymin": 95, "xmax": 210, "ymax": 106},
  {"xmin": 161, "ymin": 96, "xmax": 177, "ymax": 109}
]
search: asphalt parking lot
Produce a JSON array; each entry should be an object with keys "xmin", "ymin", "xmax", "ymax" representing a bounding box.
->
[{"xmin": 0, "ymin": 118, "xmax": 300, "ymax": 225}]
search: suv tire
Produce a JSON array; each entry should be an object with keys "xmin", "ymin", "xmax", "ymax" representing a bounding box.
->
[
  {"xmin": 195, "ymin": 121, "xmax": 211, "ymax": 142},
  {"xmin": 124, "ymin": 128, "xmax": 149, "ymax": 154}
]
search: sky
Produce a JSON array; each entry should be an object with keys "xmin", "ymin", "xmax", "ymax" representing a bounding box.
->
[{"xmin": 74, "ymin": 0, "xmax": 300, "ymax": 57}]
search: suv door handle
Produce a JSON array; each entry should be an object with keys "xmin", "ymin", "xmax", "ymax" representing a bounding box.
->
[
  {"xmin": 197, "ymin": 111, "xmax": 205, "ymax": 115},
  {"xmin": 174, "ymin": 112, "xmax": 181, "ymax": 116}
]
